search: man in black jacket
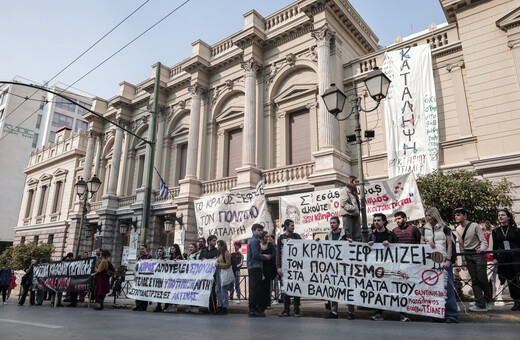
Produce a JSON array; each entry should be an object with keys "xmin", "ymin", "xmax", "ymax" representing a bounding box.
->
[{"xmin": 276, "ymin": 219, "xmax": 302, "ymax": 317}]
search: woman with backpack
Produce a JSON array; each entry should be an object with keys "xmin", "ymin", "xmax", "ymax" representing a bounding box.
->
[
  {"xmin": 92, "ymin": 249, "xmax": 112, "ymax": 310},
  {"xmin": 421, "ymin": 207, "xmax": 459, "ymax": 323}
]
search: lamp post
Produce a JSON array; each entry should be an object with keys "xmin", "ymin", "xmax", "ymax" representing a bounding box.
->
[
  {"xmin": 321, "ymin": 67, "xmax": 391, "ymax": 242},
  {"xmin": 74, "ymin": 175, "xmax": 102, "ymax": 254},
  {"xmin": 164, "ymin": 218, "xmax": 173, "ymax": 250}
]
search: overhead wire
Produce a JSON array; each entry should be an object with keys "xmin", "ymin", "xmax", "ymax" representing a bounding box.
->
[
  {"xmin": 1, "ymin": 0, "xmax": 191, "ymax": 144},
  {"xmin": 0, "ymin": 0, "xmax": 153, "ymax": 142}
]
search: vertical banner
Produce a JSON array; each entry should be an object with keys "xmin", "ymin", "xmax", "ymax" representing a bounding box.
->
[
  {"xmin": 194, "ymin": 181, "xmax": 273, "ymax": 243},
  {"xmin": 279, "ymin": 188, "xmax": 343, "ymax": 235},
  {"xmin": 364, "ymin": 172, "xmax": 424, "ymax": 224},
  {"xmin": 127, "ymin": 259, "xmax": 216, "ymax": 307},
  {"xmin": 383, "ymin": 45, "xmax": 439, "ymax": 178},
  {"xmin": 282, "ymin": 240, "xmax": 447, "ymax": 318}
]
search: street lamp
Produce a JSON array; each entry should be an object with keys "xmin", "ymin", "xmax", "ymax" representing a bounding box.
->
[
  {"xmin": 321, "ymin": 67, "xmax": 391, "ymax": 242},
  {"xmin": 74, "ymin": 175, "xmax": 102, "ymax": 254},
  {"xmin": 164, "ymin": 218, "xmax": 173, "ymax": 249}
]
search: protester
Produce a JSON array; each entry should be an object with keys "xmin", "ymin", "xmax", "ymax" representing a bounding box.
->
[
  {"xmin": 277, "ymin": 219, "xmax": 302, "ymax": 317},
  {"xmin": 185, "ymin": 243, "xmax": 201, "ymax": 314},
  {"xmin": 92, "ymin": 249, "xmax": 113, "ymax": 311},
  {"xmin": 392, "ymin": 211, "xmax": 420, "ymax": 322},
  {"xmin": 133, "ymin": 244, "xmax": 152, "ymax": 311},
  {"xmin": 481, "ymin": 221, "xmax": 504, "ymax": 305},
  {"xmin": 7, "ymin": 271, "xmax": 16, "ymax": 300},
  {"xmin": 229, "ymin": 242, "xmax": 244, "ymax": 304},
  {"xmin": 454, "ymin": 208, "xmax": 491, "ymax": 312},
  {"xmin": 0, "ymin": 261, "xmax": 12, "ymax": 305},
  {"xmin": 341, "ymin": 176, "xmax": 361, "ymax": 242},
  {"xmin": 368, "ymin": 213, "xmax": 399, "ymax": 321},
  {"xmin": 154, "ymin": 247, "xmax": 167, "ymax": 313},
  {"xmin": 18, "ymin": 259, "xmax": 37, "ymax": 306},
  {"xmin": 64, "ymin": 253, "xmax": 79, "ymax": 308},
  {"xmin": 168, "ymin": 244, "xmax": 185, "ymax": 260},
  {"xmin": 247, "ymin": 224, "xmax": 271, "ymax": 317},
  {"xmin": 323, "ymin": 216, "xmax": 355, "ymax": 320},
  {"xmin": 492, "ymin": 209, "xmax": 520, "ymax": 311},
  {"xmin": 268, "ymin": 234, "xmax": 280, "ymax": 304},
  {"xmin": 259, "ymin": 231, "xmax": 276, "ymax": 312},
  {"xmin": 215, "ymin": 240, "xmax": 232, "ymax": 315},
  {"xmin": 198, "ymin": 237, "xmax": 207, "ymax": 253},
  {"xmin": 79, "ymin": 251, "xmax": 90, "ymax": 303},
  {"xmin": 201, "ymin": 235, "xmax": 218, "ymax": 313},
  {"xmin": 421, "ymin": 207, "xmax": 459, "ymax": 323}
]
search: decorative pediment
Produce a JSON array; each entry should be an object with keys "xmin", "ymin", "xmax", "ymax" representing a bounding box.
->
[
  {"xmin": 272, "ymin": 84, "xmax": 317, "ymax": 105},
  {"xmin": 170, "ymin": 123, "xmax": 189, "ymax": 138},
  {"xmin": 38, "ymin": 173, "xmax": 53, "ymax": 182},
  {"xmin": 26, "ymin": 178, "xmax": 39, "ymax": 186},
  {"xmin": 52, "ymin": 168, "xmax": 69, "ymax": 178},
  {"xmin": 133, "ymin": 139, "xmax": 147, "ymax": 151},
  {"xmin": 215, "ymin": 105, "xmax": 244, "ymax": 124},
  {"xmin": 496, "ymin": 7, "xmax": 520, "ymax": 32}
]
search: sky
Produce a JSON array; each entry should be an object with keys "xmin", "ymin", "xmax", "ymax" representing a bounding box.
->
[{"xmin": 0, "ymin": 0, "xmax": 447, "ymax": 99}]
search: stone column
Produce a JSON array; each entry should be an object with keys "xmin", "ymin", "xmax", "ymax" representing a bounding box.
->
[
  {"xmin": 107, "ymin": 124, "xmax": 124, "ymax": 195},
  {"xmin": 82, "ymin": 131, "xmax": 97, "ymax": 180},
  {"xmin": 185, "ymin": 84, "xmax": 206, "ymax": 179},
  {"xmin": 311, "ymin": 24, "xmax": 336, "ymax": 150},
  {"xmin": 93, "ymin": 134, "xmax": 104, "ymax": 177},
  {"xmin": 241, "ymin": 58, "xmax": 262, "ymax": 166},
  {"xmin": 153, "ymin": 110, "xmax": 166, "ymax": 189}
]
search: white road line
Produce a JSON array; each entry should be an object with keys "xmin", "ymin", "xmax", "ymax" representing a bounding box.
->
[{"xmin": 0, "ymin": 318, "xmax": 63, "ymax": 329}]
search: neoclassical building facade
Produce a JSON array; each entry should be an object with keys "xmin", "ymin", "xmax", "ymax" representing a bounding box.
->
[{"xmin": 13, "ymin": 0, "xmax": 520, "ymax": 263}]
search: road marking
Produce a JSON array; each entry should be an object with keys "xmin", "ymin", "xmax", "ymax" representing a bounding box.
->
[{"xmin": 0, "ymin": 318, "xmax": 63, "ymax": 329}]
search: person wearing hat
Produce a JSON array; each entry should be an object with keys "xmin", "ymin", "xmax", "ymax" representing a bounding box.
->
[{"xmin": 247, "ymin": 223, "xmax": 271, "ymax": 317}]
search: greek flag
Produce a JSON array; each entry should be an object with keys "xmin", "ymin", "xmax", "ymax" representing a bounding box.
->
[{"xmin": 154, "ymin": 167, "xmax": 169, "ymax": 199}]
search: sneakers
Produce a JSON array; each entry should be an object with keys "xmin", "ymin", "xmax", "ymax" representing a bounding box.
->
[
  {"xmin": 293, "ymin": 312, "xmax": 301, "ymax": 317},
  {"xmin": 347, "ymin": 313, "xmax": 355, "ymax": 320},
  {"xmin": 371, "ymin": 313, "xmax": 383, "ymax": 321},
  {"xmin": 469, "ymin": 305, "xmax": 488, "ymax": 312},
  {"xmin": 324, "ymin": 312, "xmax": 338, "ymax": 319},
  {"xmin": 249, "ymin": 309, "xmax": 266, "ymax": 317},
  {"xmin": 2, "ymin": 302, "xmax": 7, "ymax": 305},
  {"xmin": 487, "ymin": 303, "xmax": 494, "ymax": 311},
  {"xmin": 235, "ymin": 299, "xmax": 241, "ymax": 304},
  {"xmin": 163, "ymin": 305, "xmax": 177, "ymax": 313},
  {"xmin": 400, "ymin": 314, "xmax": 411, "ymax": 322},
  {"xmin": 279, "ymin": 311, "xmax": 291, "ymax": 317}
]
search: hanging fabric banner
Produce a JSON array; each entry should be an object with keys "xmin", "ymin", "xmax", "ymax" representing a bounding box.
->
[
  {"xmin": 382, "ymin": 44, "xmax": 439, "ymax": 178},
  {"xmin": 194, "ymin": 181, "xmax": 273, "ymax": 243}
]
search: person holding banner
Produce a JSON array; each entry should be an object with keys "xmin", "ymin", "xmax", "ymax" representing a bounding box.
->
[
  {"xmin": 215, "ymin": 240, "xmax": 232, "ymax": 315},
  {"xmin": 247, "ymin": 224, "xmax": 271, "ymax": 317},
  {"xmin": 154, "ymin": 247, "xmax": 167, "ymax": 313},
  {"xmin": 259, "ymin": 231, "xmax": 277, "ymax": 312},
  {"xmin": 133, "ymin": 245, "xmax": 152, "ymax": 312},
  {"xmin": 92, "ymin": 249, "xmax": 112, "ymax": 311},
  {"xmin": 184, "ymin": 243, "xmax": 202, "ymax": 314},
  {"xmin": 341, "ymin": 176, "xmax": 361, "ymax": 242},
  {"xmin": 277, "ymin": 219, "xmax": 302, "ymax": 317},
  {"xmin": 368, "ymin": 213, "xmax": 399, "ymax": 321},
  {"xmin": 421, "ymin": 207, "xmax": 459, "ymax": 323},
  {"xmin": 323, "ymin": 216, "xmax": 356, "ymax": 320},
  {"xmin": 18, "ymin": 259, "xmax": 37, "ymax": 306},
  {"xmin": 201, "ymin": 235, "xmax": 218, "ymax": 314}
]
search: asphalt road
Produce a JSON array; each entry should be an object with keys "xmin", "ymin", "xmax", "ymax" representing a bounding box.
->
[{"xmin": 1, "ymin": 304, "xmax": 519, "ymax": 340}]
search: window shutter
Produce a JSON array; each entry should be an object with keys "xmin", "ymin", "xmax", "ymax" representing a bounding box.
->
[
  {"xmin": 227, "ymin": 129, "xmax": 243, "ymax": 176},
  {"xmin": 289, "ymin": 110, "xmax": 311, "ymax": 164}
]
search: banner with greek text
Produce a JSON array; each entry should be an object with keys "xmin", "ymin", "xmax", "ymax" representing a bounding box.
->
[
  {"xmin": 282, "ymin": 240, "xmax": 447, "ymax": 318},
  {"xmin": 127, "ymin": 259, "xmax": 216, "ymax": 307},
  {"xmin": 382, "ymin": 44, "xmax": 439, "ymax": 178},
  {"xmin": 194, "ymin": 181, "xmax": 273, "ymax": 242},
  {"xmin": 32, "ymin": 258, "xmax": 95, "ymax": 292},
  {"xmin": 364, "ymin": 172, "xmax": 424, "ymax": 224},
  {"xmin": 279, "ymin": 188, "xmax": 343, "ymax": 235}
]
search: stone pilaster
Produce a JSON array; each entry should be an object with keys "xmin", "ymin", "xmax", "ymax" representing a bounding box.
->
[
  {"xmin": 153, "ymin": 109, "xmax": 167, "ymax": 189},
  {"xmin": 82, "ymin": 130, "xmax": 97, "ymax": 180},
  {"xmin": 185, "ymin": 83, "xmax": 206, "ymax": 179},
  {"xmin": 446, "ymin": 60, "xmax": 472, "ymax": 137}
]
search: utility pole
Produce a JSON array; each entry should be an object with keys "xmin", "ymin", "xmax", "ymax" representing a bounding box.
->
[{"xmin": 140, "ymin": 62, "xmax": 161, "ymax": 245}]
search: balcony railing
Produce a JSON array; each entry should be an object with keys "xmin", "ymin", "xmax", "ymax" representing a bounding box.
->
[
  {"xmin": 202, "ymin": 176, "xmax": 237, "ymax": 195},
  {"xmin": 89, "ymin": 201, "xmax": 102, "ymax": 211},
  {"xmin": 154, "ymin": 186, "xmax": 180, "ymax": 202},
  {"xmin": 118, "ymin": 195, "xmax": 136, "ymax": 208},
  {"xmin": 263, "ymin": 162, "xmax": 315, "ymax": 186}
]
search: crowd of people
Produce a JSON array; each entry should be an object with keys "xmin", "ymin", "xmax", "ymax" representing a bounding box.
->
[{"xmin": 3, "ymin": 198, "xmax": 519, "ymax": 322}]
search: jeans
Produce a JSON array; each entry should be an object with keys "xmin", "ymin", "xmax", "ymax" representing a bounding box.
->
[
  {"xmin": 466, "ymin": 253, "xmax": 492, "ymax": 308},
  {"xmin": 445, "ymin": 262, "xmax": 459, "ymax": 322},
  {"xmin": 248, "ymin": 268, "xmax": 263, "ymax": 311},
  {"xmin": 228, "ymin": 270, "xmax": 241, "ymax": 299},
  {"xmin": 216, "ymin": 269, "xmax": 229, "ymax": 308},
  {"xmin": 18, "ymin": 285, "xmax": 35, "ymax": 305},
  {"xmin": 50, "ymin": 291, "xmax": 62, "ymax": 305}
]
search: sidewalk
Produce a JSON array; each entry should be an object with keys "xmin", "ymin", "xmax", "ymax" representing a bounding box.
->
[{"xmin": 106, "ymin": 297, "xmax": 520, "ymax": 323}]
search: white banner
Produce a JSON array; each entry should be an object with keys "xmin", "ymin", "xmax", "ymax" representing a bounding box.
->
[
  {"xmin": 364, "ymin": 172, "xmax": 424, "ymax": 224},
  {"xmin": 383, "ymin": 45, "xmax": 439, "ymax": 178},
  {"xmin": 194, "ymin": 181, "xmax": 273, "ymax": 242},
  {"xmin": 127, "ymin": 259, "xmax": 216, "ymax": 307},
  {"xmin": 280, "ymin": 188, "xmax": 343, "ymax": 235},
  {"xmin": 282, "ymin": 240, "xmax": 447, "ymax": 318}
]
